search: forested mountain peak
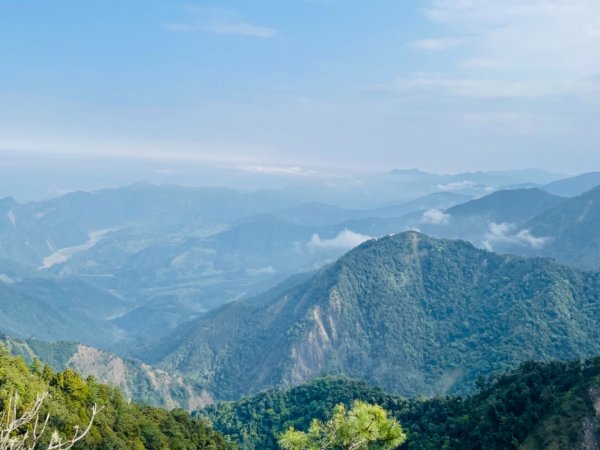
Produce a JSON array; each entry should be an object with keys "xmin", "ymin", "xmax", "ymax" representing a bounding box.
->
[
  {"xmin": 542, "ymin": 172, "xmax": 600, "ymax": 197},
  {"xmin": 446, "ymin": 188, "xmax": 565, "ymax": 225},
  {"xmin": 145, "ymin": 231, "xmax": 600, "ymax": 401}
]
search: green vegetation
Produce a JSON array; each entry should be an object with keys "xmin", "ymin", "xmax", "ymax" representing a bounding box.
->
[
  {"xmin": 0, "ymin": 345, "xmax": 233, "ymax": 449},
  {"xmin": 0, "ymin": 277, "xmax": 125, "ymax": 349},
  {"xmin": 203, "ymin": 357, "xmax": 600, "ymax": 449},
  {"xmin": 279, "ymin": 401, "xmax": 406, "ymax": 450},
  {"xmin": 0, "ymin": 390, "xmax": 99, "ymax": 449},
  {"xmin": 447, "ymin": 188, "xmax": 564, "ymax": 225},
  {"xmin": 148, "ymin": 231, "xmax": 600, "ymax": 400},
  {"xmin": 1, "ymin": 334, "xmax": 79, "ymax": 370},
  {"xmin": 0, "ymin": 334, "xmax": 211, "ymax": 411},
  {"xmin": 526, "ymin": 185, "xmax": 600, "ymax": 269}
]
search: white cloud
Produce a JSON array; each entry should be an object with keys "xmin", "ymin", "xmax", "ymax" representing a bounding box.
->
[
  {"xmin": 204, "ymin": 23, "xmax": 276, "ymax": 38},
  {"xmin": 423, "ymin": 0, "xmax": 600, "ymax": 78},
  {"xmin": 486, "ymin": 222, "xmax": 512, "ymax": 237},
  {"xmin": 7, "ymin": 210, "xmax": 16, "ymax": 226},
  {"xmin": 481, "ymin": 240, "xmax": 493, "ymax": 252},
  {"xmin": 246, "ymin": 266, "xmax": 277, "ymax": 276},
  {"xmin": 436, "ymin": 181, "xmax": 478, "ymax": 191},
  {"xmin": 240, "ymin": 165, "xmax": 318, "ymax": 176},
  {"xmin": 165, "ymin": 8, "xmax": 276, "ymax": 38},
  {"xmin": 409, "ymin": 37, "xmax": 464, "ymax": 51},
  {"xmin": 421, "ymin": 208, "xmax": 451, "ymax": 225},
  {"xmin": 307, "ymin": 229, "xmax": 371, "ymax": 251},
  {"xmin": 166, "ymin": 21, "xmax": 276, "ymax": 37},
  {"xmin": 515, "ymin": 229, "xmax": 549, "ymax": 248},
  {"xmin": 378, "ymin": 1, "xmax": 600, "ymax": 101},
  {"xmin": 484, "ymin": 222, "xmax": 549, "ymax": 249},
  {"xmin": 0, "ymin": 274, "xmax": 16, "ymax": 284},
  {"xmin": 170, "ymin": 252, "xmax": 189, "ymax": 267}
]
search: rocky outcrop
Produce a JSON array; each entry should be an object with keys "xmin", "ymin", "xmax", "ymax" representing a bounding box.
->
[{"xmin": 582, "ymin": 386, "xmax": 600, "ymax": 450}]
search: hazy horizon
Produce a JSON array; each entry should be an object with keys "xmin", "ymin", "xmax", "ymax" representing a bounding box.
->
[
  {"xmin": 3, "ymin": 3, "xmax": 600, "ymax": 445},
  {"xmin": 2, "ymin": 0, "xmax": 600, "ymax": 176},
  {"xmin": 0, "ymin": 148, "xmax": 581, "ymax": 202}
]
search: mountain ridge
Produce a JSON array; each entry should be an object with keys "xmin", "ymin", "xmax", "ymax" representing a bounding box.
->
[
  {"xmin": 202, "ymin": 359, "xmax": 600, "ymax": 450},
  {"xmin": 143, "ymin": 231, "xmax": 600, "ymax": 400},
  {"xmin": 0, "ymin": 334, "xmax": 211, "ymax": 411}
]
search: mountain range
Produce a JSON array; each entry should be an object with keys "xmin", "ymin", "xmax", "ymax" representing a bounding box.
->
[
  {"xmin": 0, "ymin": 334, "xmax": 210, "ymax": 410},
  {"xmin": 140, "ymin": 231, "xmax": 600, "ymax": 400},
  {"xmin": 1, "ymin": 170, "xmax": 600, "ymax": 407},
  {"xmin": 0, "ymin": 348, "xmax": 232, "ymax": 449}
]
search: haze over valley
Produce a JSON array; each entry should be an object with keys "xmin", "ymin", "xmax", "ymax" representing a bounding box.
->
[
  {"xmin": 2, "ymin": 169, "xmax": 600, "ymax": 389},
  {"xmin": 3, "ymin": 1, "xmax": 600, "ymax": 448}
]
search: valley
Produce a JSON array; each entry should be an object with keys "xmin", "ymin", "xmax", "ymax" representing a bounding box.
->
[
  {"xmin": 3, "ymin": 3, "xmax": 600, "ymax": 447},
  {"xmin": 2, "ymin": 170, "xmax": 600, "ymax": 448},
  {"xmin": 0, "ymin": 172, "xmax": 600, "ymax": 407}
]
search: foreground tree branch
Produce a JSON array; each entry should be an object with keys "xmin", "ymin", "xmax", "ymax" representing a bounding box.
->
[{"xmin": 0, "ymin": 391, "xmax": 100, "ymax": 450}]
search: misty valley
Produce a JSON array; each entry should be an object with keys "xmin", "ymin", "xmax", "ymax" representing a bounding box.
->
[
  {"xmin": 3, "ymin": 1, "xmax": 600, "ymax": 447},
  {"xmin": 1, "ymin": 169, "xmax": 600, "ymax": 448}
]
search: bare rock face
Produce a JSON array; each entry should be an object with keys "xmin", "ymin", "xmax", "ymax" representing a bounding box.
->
[
  {"xmin": 287, "ymin": 290, "xmax": 342, "ymax": 386},
  {"xmin": 582, "ymin": 386, "xmax": 600, "ymax": 450},
  {"xmin": 1, "ymin": 335, "xmax": 211, "ymax": 411},
  {"xmin": 68, "ymin": 344, "xmax": 213, "ymax": 410}
]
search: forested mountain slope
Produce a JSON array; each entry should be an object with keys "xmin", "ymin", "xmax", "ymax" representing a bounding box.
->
[
  {"xmin": 524, "ymin": 185, "xmax": 600, "ymax": 269},
  {"xmin": 0, "ymin": 347, "xmax": 233, "ymax": 449},
  {"xmin": 0, "ymin": 278, "xmax": 126, "ymax": 347},
  {"xmin": 446, "ymin": 188, "xmax": 564, "ymax": 225},
  {"xmin": 144, "ymin": 231, "xmax": 600, "ymax": 400},
  {"xmin": 542, "ymin": 172, "xmax": 600, "ymax": 197},
  {"xmin": 0, "ymin": 334, "xmax": 211, "ymax": 410},
  {"xmin": 203, "ymin": 358, "xmax": 600, "ymax": 450}
]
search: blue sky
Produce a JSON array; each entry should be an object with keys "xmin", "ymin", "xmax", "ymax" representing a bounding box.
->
[{"xmin": 1, "ymin": 0, "xmax": 600, "ymax": 174}]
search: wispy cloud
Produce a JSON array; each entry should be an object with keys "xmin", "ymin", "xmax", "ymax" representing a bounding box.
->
[
  {"xmin": 409, "ymin": 37, "xmax": 464, "ymax": 51},
  {"xmin": 423, "ymin": 0, "xmax": 600, "ymax": 77},
  {"xmin": 436, "ymin": 181, "xmax": 478, "ymax": 191},
  {"xmin": 166, "ymin": 21, "xmax": 276, "ymax": 38},
  {"xmin": 246, "ymin": 266, "xmax": 276, "ymax": 276},
  {"xmin": 460, "ymin": 111, "xmax": 562, "ymax": 134},
  {"xmin": 383, "ymin": 1, "xmax": 600, "ymax": 102},
  {"xmin": 206, "ymin": 22, "xmax": 276, "ymax": 38},
  {"xmin": 166, "ymin": 7, "xmax": 276, "ymax": 38},
  {"xmin": 240, "ymin": 165, "xmax": 318, "ymax": 176}
]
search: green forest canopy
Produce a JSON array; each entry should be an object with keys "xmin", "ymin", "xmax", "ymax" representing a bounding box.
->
[{"xmin": 0, "ymin": 345, "xmax": 234, "ymax": 449}]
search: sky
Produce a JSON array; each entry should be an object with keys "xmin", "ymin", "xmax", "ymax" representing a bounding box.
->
[{"xmin": 1, "ymin": 0, "xmax": 600, "ymax": 175}]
